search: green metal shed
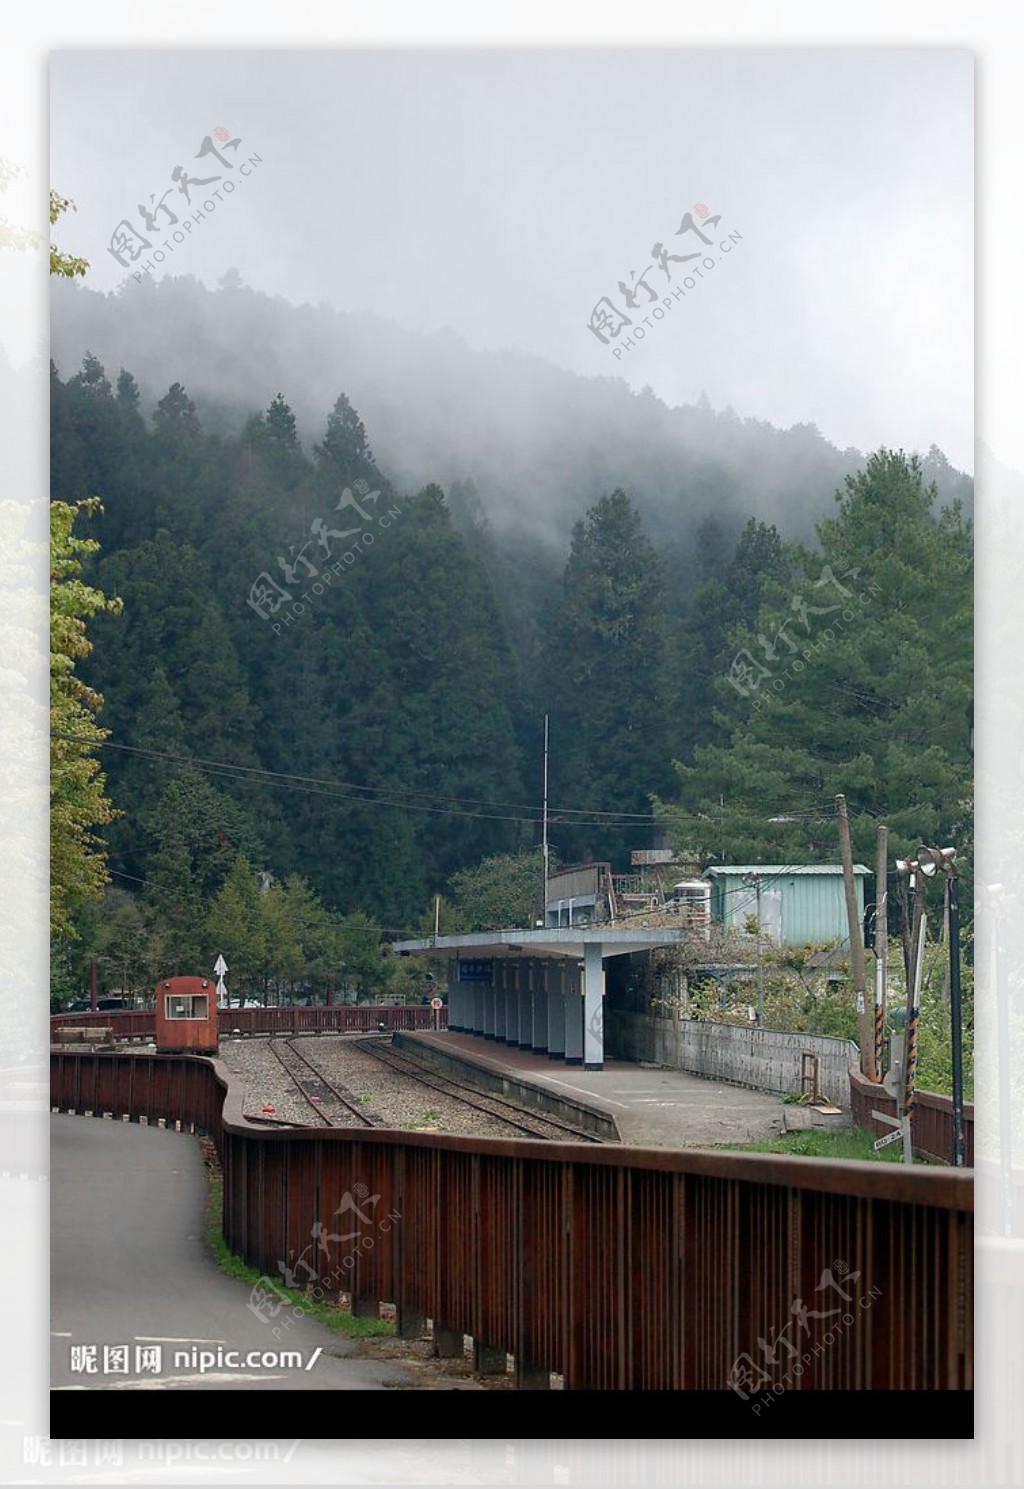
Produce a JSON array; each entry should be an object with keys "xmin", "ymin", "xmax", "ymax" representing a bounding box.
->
[{"xmin": 704, "ymin": 864, "xmax": 871, "ymax": 948}]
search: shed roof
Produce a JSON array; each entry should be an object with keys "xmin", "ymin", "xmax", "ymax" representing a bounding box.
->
[{"xmin": 393, "ymin": 928, "xmax": 691, "ymax": 959}]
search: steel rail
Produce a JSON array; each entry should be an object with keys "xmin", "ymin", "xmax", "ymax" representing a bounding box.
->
[
  {"xmin": 266, "ymin": 1037, "xmax": 380, "ymax": 1128},
  {"xmin": 354, "ymin": 1036, "xmax": 605, "ymax": 1143}
]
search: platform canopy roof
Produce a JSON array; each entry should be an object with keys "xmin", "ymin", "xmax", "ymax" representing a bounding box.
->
[
  {"xmin": 703, "ymin": 864, "xmax": 871, "ymax": 877},
  {"xmin": 393, "ymin": 928, "xmax": 692, "ymax": 960}
]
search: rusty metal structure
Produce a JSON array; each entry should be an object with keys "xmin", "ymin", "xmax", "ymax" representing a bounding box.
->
[
  {"xmin": 850, "ymin": 1069, "xmax": 975, "ymax": 1167},
  {"xmin": 154, "ymin": 974, "xmax": 219, "ymax": 1055},
  {"xmin": 51, "ymin": 1048, "xmax": 972, "ymax": 1392},
  {"xmin": 50, "ymin": 1004, "xmax": 447, "ymax": 1041}
]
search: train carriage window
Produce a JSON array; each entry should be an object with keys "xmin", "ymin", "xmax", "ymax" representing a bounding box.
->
[{"xmin": 165, "ymin": 994, "xmax": 209, "ymax": 1020}]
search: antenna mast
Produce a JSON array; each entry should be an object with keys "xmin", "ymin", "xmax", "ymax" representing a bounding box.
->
[{"xmin": 542, "ymin": 714, "xmax": 550, "ymax": 927}]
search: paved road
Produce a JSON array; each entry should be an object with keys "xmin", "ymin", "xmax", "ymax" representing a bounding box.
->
[{"xmin": 50, "ymin": 1115, "xmax": 462, "ymax": 1392}]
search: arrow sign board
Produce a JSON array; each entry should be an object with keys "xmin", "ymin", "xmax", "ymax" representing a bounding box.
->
[
  {"xmin": 873, "ymin": 1127, "xmax": 903, "ymax": 1150},
  {"xmin": 214, "ymin": 954, "xmax": 228, "ymax": 1006}
]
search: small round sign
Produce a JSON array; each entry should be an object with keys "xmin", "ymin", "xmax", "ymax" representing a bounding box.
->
[{"xmin": 430, "ymin": 997, "xmax": 443, "ymax": 1010}]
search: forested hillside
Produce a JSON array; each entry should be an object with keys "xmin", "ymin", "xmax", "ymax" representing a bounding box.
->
[
  {"xmin": 51, "ymin": 275, "xmax": 972, "ymax": 564},
  {"xmin": 49, "ymin": 287, "xmax": 972, "ymax": 999}
]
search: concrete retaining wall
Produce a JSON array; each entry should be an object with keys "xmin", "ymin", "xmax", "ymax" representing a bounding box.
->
[
  {"xmin": 394, "ymin": 1033, "xmax": 619, "ymax": 1140},
  {"xmin": 606, "ymin": 1010, "xmax": 857, "ymax": 1108}
]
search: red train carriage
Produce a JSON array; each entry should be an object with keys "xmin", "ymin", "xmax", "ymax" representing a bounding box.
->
[{"xmin": 154, "ymin": 975, "xmax": 219, "ymax": 1055}]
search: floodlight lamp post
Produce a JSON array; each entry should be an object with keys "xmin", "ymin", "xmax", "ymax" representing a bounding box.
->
[
  {"xmin": 742, "ymin": 872, "xmax": 765, "ymax": 1026},
  {"xmin": 917, "ymin": 845, "xmax": 965, "ymax": 1168}
]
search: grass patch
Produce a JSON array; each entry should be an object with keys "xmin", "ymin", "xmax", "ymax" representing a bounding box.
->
[
  {"xmin": 716, "ymin": 1128, "xmax": 905, "ymax": 1163},
  {"xmin": 202, "ymin": 1145, "xmax": 394, "ymax": 1340}
]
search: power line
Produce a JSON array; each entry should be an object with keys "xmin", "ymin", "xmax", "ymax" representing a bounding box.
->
[
  {"xmin": 51, "ymin": 731, "xmax": 660, "ymax": 828},
  {"xmin": 107, "ymin": 865, "xmax": 423, "ymax": 939}
]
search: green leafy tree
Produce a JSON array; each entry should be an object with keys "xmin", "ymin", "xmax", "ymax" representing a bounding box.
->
[
  {"xmin": 146, "ymin": 770, "xmax": 264, "ymax": 974},
  {"xmin": 414, "ymin": 893, "xmax": 469, "ymax": 938},
  {"xmin": 242, "ymin": 392, "xmax": 307, "ymax": 490},
  {"xmin": 49, "ymin": 193, "xmax": 119, "ymax": 939},
  {"xmin": 449, "ymin": 848, "xmax": 552, "ymax": 932},
  {"xmin": 658, "ymin": 451, "xmax": 972, "ymax": 873},
  {"xmin": 206, "ymin": 855, "xmax": 270, "ymax": 1001},
  {"xmin": 50, "ymin": 935, "xmax": 80, "ymax": 1011},
  {"xmin": 385, "ymin": 949, "xmax": 444, "ymax": 1004},
  {"xmin": 325, "ymin": 484, "xmax": 525, "ymax": 910},
  {"xmin": 50, "ymin": 498, "xmax": 122, "ymax": 935},
  {"xmin": 0, "ymin": 159, "xmax": 38, "ymax": 253},
  {"xmin": 90, "ymin": 888, "xmax": 161, "ymax": 1001},
  {"xmin": 269, "ymin": 874, "xmax": 341, "ymax": 1000},
  {"xmin": 50, "ymin": 189, "xmax": 88, "ymax": 278},
  {"xmin": 669, "ymin": 518, "xmax": 792, "ymax": 762},
  {"xmin": 545, "ymin": 490, "xmax": 671, "ymax": 864},
  {"xmin": 314, "ymin": 392, "xmax": 377, "ymax": 491},
  {"xmin": 337, "ymin": 911, "xmax": 388, "ymax": 1001}
]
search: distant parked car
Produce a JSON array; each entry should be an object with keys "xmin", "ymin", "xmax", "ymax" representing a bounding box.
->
[{"xmin": 65, "ymin": 996, "xmax": 130, "ymax": 1012}]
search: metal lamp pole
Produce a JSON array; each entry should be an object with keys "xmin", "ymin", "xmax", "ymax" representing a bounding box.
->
[
  {"xmin": 542, "ymin": 714, "xmax": 550, "ymax": 927},
  {"xmin": 946, "ymin": 864, "xmax": 966, "ymax": 1168},
  {"xmin": 918, "ymin": 846, "xmax": 965, "ymax": 1168},
  {"xmin": 743, "ymin": 872, "xmax": 764, "ymax": 1025}
]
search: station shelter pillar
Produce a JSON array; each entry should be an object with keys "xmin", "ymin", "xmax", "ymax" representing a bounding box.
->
[
  {"xmin": 493, "ymin": 960, "xmax": 508, "ymax": 1042},
  {"xmin": 583, "ymin": 941, "xmax": 605, "ymax": 1071},
  {"xmin": 516, "ymin": 961, "xmax": 532, "ymax": 1049},
  {"xmin": 447, "ymin": 958, "xmax": 464, "ymax": 1030},
  {"xmin": 564, "ymin": 958, "xmax": 584, "ymax": 1065},
  {"xmin": 547, "ymin": 960, "xmax": 566, "ymax": 1060},
  {"xmin": 532, "ymin": 961, "xmax": 550, "ymax": 1052}
]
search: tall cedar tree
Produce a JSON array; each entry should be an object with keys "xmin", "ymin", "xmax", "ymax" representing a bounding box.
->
[
  {"xmin": 546, "ymin": 490, "xmax": 671, "ymax": 865},
  {"xmin": 659, "ymin": 450, "xmax": 973, "ymax": 873}
]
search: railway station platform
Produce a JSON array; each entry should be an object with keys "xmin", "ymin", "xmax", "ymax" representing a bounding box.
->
[
  {"xmin": 399, "ymin": 1029, "xmax": 786, "ymax": 1149},
  {"xmin": 394, "ymin": 926, "xmax": 696, "ymax": 1073}
]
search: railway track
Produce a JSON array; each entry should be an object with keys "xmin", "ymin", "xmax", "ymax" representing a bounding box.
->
[
  {"xmin": 265, "ymin": 1037, "xmax": 382, "ymax": 1128},
  {"xmin": 354, "ymin": 1037, "xmax": 606, "ymax": 1144}
]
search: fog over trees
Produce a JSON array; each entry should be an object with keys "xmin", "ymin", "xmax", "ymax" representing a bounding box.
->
[{"xmin": 49, "ymin": 273, "xmax": 972, "ymax": 994}]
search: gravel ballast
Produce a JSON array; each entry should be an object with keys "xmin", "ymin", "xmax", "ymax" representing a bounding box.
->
[{"xmin": 217, "ymin": 1034, "xmax": 537, "ymax": 1139}]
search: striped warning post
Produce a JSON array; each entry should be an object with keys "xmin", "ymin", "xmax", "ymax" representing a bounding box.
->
[{"xmin": 903, "ymin": 1012, "xmax": 919, "ymax": 1117}]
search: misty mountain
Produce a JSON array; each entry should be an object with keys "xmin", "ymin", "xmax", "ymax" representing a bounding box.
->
[
  {"xmin": 48, "ymin": 280, "xmax": 973, "ymax": 933},
  {"xmin": 50, "ymin": 274, "xmax": 972, "ymax": 587}
]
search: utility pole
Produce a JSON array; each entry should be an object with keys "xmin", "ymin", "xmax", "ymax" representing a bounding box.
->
[
  {"xmin": 837, "ymin": 794, "xmax": 873, "ymax": 1078},
  {"xmin": 946, "ymin": 864, "xmax": 966, "ymax": 1168},
  {"xmin": 882, "ymin": 854, "xmax": 929, "ymax": 1165},
  {"xmin": 903, "ymin": 895, "xmax": 927, "ymax": 1164},
  {"xmin": 753, "ymin": 873, "xmax": 764, "ymax": 1026},
  {"xmin": 914, "ymin": 845, "xmax": 965, "ymax": 1167},
  {"xmin": 874, "ymin": 825, "xmax": 888, "ymax": 1082},
  {"xmin": 542, "ymin": 713, "xmax": 550, "ymax": 928},
  {"xmin": 942, "ymin": 877, "xmax": 951, "ymax": 1007},
  {"xmin": 904, "ymin": 863, "xmax": 928, "ymax": 1095}
]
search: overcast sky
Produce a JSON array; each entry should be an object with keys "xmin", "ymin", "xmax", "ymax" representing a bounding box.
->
[{"xmin": 50, "ymin": 48, "xmax": 973, "ymax": 471}]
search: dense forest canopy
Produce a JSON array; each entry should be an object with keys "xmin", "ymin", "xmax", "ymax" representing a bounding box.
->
[
  {"xmin": 51, "ymin": 275, "xmax": 972, "ymax": 559},
  {"xmin": 49, "ymin": 276, "xmax": 972, "ymax": 998}
]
